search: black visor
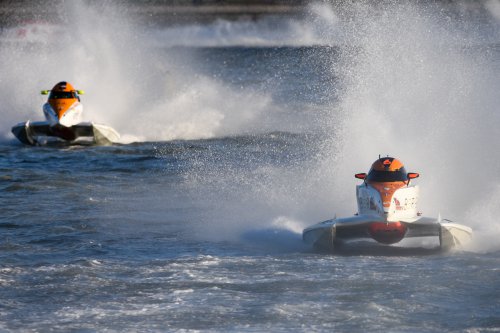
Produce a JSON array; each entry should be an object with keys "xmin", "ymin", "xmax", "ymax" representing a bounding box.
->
[
  {"xmin": 367, "ymin": 167, "xmax": 408, "ymax": 182},
  {"xmin": 49, "ymin": 91, "xmax": 76, "ymax": 99}
]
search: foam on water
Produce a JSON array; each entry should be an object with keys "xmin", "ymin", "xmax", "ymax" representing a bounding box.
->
[
  {"xmin": 464, "ymin": 184, "xmax": 500, "ymax": 252},
  {"xmin": 148, "ymin": 3, "xmax": 340, "ymax": 47}
]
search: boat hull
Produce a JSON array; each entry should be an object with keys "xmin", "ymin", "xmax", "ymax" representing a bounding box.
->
[
  {"xmin": 303, "ymin": 215, "xmax": 472, "ymax": 252},
  {"xmin": 12, "ymin": 121, "xmax": 120, "ymax": 145}
]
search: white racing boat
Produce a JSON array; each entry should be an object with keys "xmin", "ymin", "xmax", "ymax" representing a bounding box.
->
[
  {"xmin": 303, "ymin": 157, "xmax": 472, "ymax": 252},
  {"xmin": 12, "ymin": 81, "xmax": 120, "ymax": 145}
]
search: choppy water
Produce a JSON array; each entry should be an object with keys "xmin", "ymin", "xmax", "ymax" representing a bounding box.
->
[
  {"xmin": 2, "ymin": 140, "xmax": 499, "ymax": 332},
  {"xmin": 1, "ymin": 1, "xmax": 500, "ymax": 332}
]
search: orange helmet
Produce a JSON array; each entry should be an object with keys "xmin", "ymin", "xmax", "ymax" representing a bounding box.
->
[
  {"xmin": 366, "ymin": 157, "xmax": 408, "ymax": 182},
  {"xmin": 51, "ymin": 81, "xmax": 76, "ymax": 93},
  {"xmin": 370, "ymin": 157, "xmax": 405, "ymax": 172}
]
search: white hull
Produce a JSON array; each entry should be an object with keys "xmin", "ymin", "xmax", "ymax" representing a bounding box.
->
[
  {"xmin": 12, "ymin": 120, "xmax": 120, "ymax": 145},
  {"xmin": 303, "ymin": 215, "xmax": 473, "ymax": 252},
  {"xmin": 43, "ymin": 101, "xmax": 83, "ymax": 127}
]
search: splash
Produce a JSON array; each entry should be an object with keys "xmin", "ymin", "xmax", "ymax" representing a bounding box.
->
[
  {"xmin": 147, "ymin": 2, "xmax": 500, "ymax": 252},
  {"xmin": 320, "ymin": 1, "xmax": 500, "ymax": 252},
  {"xmin": 464, "ymin": 185, "xmax": 500, "ymax": 253},
  {"xmin": 188, "ymin": 1, "xmax": 500, "ymax": 250},
  {"xmin": 0, "ymin": 1, "xmax": 346, "ymax": 143},
  {"xmin": 0, "ymin": 1, "xmax": 289, "ymax": 143},
  {"xmin": 147, "ymin": 3, "xmax": 340, "ymax": 47}
]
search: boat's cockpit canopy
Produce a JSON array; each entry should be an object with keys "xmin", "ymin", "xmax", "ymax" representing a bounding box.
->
[
  {"xmin": 366, "ymin": 167, "xmax": 408, "ymax": 182},
  {"xmin": 49, "ymin": 91, "xmax": 79, "ymax": 99},
  {"xmin": 355, "ymin": 157, "xmax": 419, "ymax": 183}
]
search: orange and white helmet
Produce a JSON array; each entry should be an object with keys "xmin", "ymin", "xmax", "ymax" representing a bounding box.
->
[{"xmin": 366, "ymin": 157, "xmax": 408, "ymax": 182}]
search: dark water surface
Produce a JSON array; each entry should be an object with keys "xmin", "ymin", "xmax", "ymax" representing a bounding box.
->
[{"xmin": 1, "ymin": 138, "xmax": 499, "ymax": 332}]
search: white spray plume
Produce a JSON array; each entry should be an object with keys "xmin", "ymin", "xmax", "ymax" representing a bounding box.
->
[
  {"xmin": 0, "ymin": 1, "xmax": 277, "ymax": 142},
  {"xmin": 318, "ymin": 1, "xmax": 500, "ymax": 252}
]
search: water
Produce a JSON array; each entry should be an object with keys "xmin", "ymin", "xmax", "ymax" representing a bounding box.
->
[{"xmin": 1, "ymin": 1, "xmax": 500, "ymax": 332}]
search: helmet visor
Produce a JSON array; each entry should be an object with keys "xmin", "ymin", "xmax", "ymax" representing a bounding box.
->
[{"xmin": 367, "ymin": 168, "xmax": 408, "ymax": 182}]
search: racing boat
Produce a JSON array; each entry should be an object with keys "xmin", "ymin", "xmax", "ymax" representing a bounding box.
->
[
  {"xmin": 11, "ymin": 81, "xmax": 120, "ymax": 145},
  {"xmin": 303, "ymin": 157, "xmax": 472, "ymax": 252}
]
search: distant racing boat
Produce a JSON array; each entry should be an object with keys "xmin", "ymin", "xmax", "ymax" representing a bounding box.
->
[{"xmin": 12, "ymin": 81, "xmax": 119, "ymax": 145}]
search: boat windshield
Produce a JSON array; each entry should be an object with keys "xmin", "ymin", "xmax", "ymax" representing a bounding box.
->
[
  {"xmin": 367, "ymin": 168, "xmax": 408, "ymax": 182},
  {"xmin": 49, "ymin": 91, "xmax": 77, "ymax": 99}
]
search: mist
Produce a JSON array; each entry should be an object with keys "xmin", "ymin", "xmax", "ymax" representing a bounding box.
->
[
  {"xmin": 321, "ymin": 1, "xmax": 500, "ymax": 252},
  {"xmin": 178, "ymin": 1, "xmax": 500, "ymax": 253}
]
